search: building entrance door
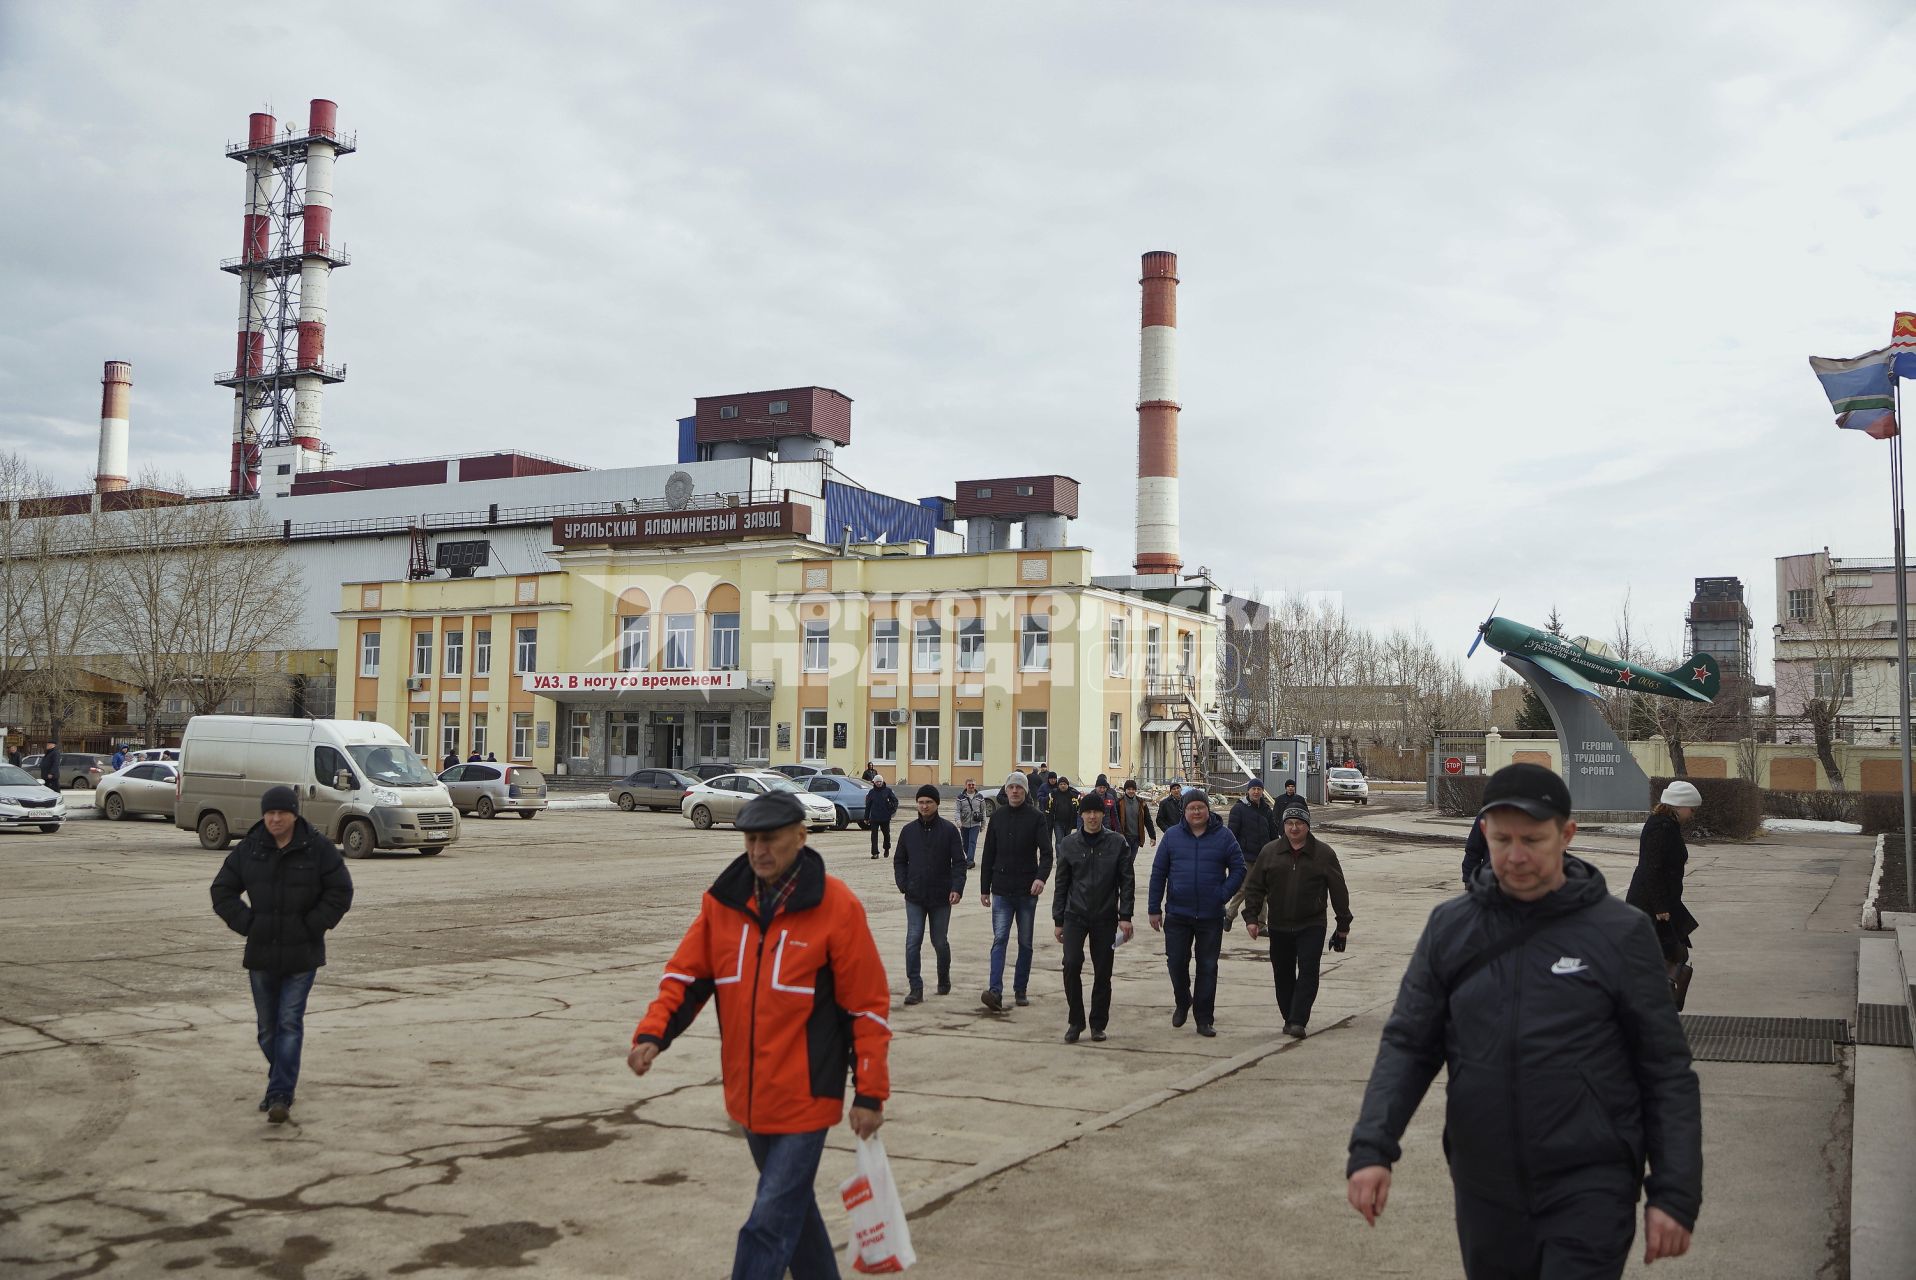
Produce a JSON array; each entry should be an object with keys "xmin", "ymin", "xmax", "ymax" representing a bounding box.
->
[
  {"xmin": 652, "ymin": 724, "xmax": 685, "ymax": 770},
  {"xmin": 609, "ymin": 718, "xmax": 646, "ymax": 776}
]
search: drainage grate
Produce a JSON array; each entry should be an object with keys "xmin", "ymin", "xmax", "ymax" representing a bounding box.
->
[
  {"xmin": 1685, "ymin": 1034, "xmax": 1838, "ymax": 1065},
  {"xmin": 1855, "ymin": 1003, "xmax": 1914, "ymax": 1048},
  {"xmin": 1678, "ymin": 1014, "xmax": 1849, "ymax": 1043}
]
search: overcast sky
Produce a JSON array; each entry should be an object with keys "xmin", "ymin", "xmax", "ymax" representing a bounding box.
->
[{"xmin": 4, "ymin": 1, "xmax": 1915, "ymax": 682}]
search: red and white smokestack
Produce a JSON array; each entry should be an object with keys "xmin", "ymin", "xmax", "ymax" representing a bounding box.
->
[
  {"xmin": 292, "ymin": 98, "xmax": 338, "ymax": 454},
  {"xmin": 95, "ymin": 361, "xmax": 131, "ymax": 494},
  {"xmin": 1134, "ymin": 250, "xmax": 1182, "ymax": 576},
  {"xmin": 232, "ymin": 110, "xmax": 276, "ymax": 495}
]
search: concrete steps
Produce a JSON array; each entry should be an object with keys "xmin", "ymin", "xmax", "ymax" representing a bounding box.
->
[{"xmin": 1851, "ymin": 930, "xmax": 1916, "ymax": 1278}]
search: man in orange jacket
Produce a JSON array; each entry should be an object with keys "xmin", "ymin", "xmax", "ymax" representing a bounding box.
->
[{"xmin": 629, "ymin": 789, "xmax": 891, "ymax": 1278}]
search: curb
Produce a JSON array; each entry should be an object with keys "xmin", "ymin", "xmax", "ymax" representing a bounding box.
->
[{"xmin": 1862, "ymin": 834, "xmax": 1886, "ymax": 931}]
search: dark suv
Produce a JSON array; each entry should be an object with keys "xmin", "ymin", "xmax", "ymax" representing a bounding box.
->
[{"xmin": 19, "ymin": 752, "xmax": 105, "ymax": 790}]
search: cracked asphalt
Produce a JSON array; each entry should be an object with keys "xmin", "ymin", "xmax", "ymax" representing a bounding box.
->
[{"xmin": 0, "ymin": 803, "xmax": 1875, "ymax": 1277}]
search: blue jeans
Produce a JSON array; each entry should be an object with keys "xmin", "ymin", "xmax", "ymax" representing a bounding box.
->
[
  {"xmin": 903, "ymin": 900, "xmax": 951, "ymax": 993},
  {"xmin": 735, "ymin": 1127, "xmax": 839, "ymax": 1280},
  {"xmin": 988, "ymin": 894, "xmax": 1037, "ymax": 996},
  {"xmin": 1162, "ymin": 915, "xmax": 1222, "ymax": 1024},
  {"xmin": 960, "ymin": 824, "xmax": 980, "ymax": 865},
  {"xmin": 249, "ymin": 968, "xmax": 316, "ymax": 1102}
]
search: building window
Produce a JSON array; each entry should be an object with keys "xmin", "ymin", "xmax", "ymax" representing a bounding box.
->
[
  {"xmin": 871, "ymin": 713, "xmax": 898, "ymax": 764},
  {"xmin": 1180, "ymin": 631, "xmax": 1195, "ymax": 677},
  {"xmin": 746, "ymin": 712, "xmax": 770, "ymax": 761},
  {"xmin": 1146, "ymin": 626, "xmax": 1161, "ymax": 677},
  {"xmin": 441, "ymin": 712, "xmax": 461, "ymax": 761},
  {"xmin": 619, "ymin": 616, "xmax": 649, "ymax": 671},
  {"xmin": 1812, "ymin": 661, "xmax": 1853, "ymax": 701},
  {"xmin": 413, "ymin": 631, "xmax": 433, "ymax": 676},
  {"xmin": 803, "ymin": 621, "xmax": 829, "ymax": 672},
  {"xmin": 409, "ymin": 711, "xmax": 429, "ymax": 756},
  {"xmin": 699, "ymin": 713, "xmax": 731, "ymax": 761},
  {"xmin": 1015, "ymin": 484, "xmax": 1034, "ymax": 497},
  {"xmin": 1108, "ymin": 617, "xmax": 1125, "ymax": 677},
  {"xmin": 444, "ymin": 630, "xmax": 464, "ymax": 677},
  {"xmin": 359, "ymin": 632, "xmax": 381, "ymax": 677},
  {"xmin": 957, "ymin": 618, "xmax": 985, "ymax": 672},
  {"xmin": 1109, "ymin": 713, "xmax": 1122, "ymax": 765},
  {"xmin": 768, "ymin": 399, "xmax": 789, "ymax": 414},
  {"xmin": 975, "ymin": 486, "xmax": 992, "ymax": 499},
  {"xmin": 474, "ymin": 629, "xmax": 491, "ymax": 676},
  {"xmin": 872, "ymin": 619, "xmax": 900, "ymax": 673},
  {"xmin": 913, "ymin": 618, "xmax": 942, "ymax": 673},
  {"xmin": 664, "ymin": 613, "xmax": 695, "ymax": 670},
  {"xmin": 1018, "ymin": 710, "xmax": 1047, "ymax": 766},
  {"xmin": 710, "ymin": 612, "xmax": 740, "ymax": 670},
  {"xmin": 471, "ymin": 712, "xmax": 488, "ymax": 759},
  {"xmin": 1787, "ymin": 588, "xmax": 1814, "ymax": 622},
  {"xmin": 512, "ymin": 712, "xmax": 533, "ymax": 760},
  {"xmin": 1020, "ymin": 615, "xmax": 1050, "ymax": 671},
  {"xmin": 912, "ymin": 711, "xmax": 941, "ymax": 764},
  {"xmin": 719, "ymin": 405, "xmax": 739, "ymax": 419},
  {"xmin": 801, "ymin": 709, "xmax": 828, "ymax": 761},
  {"xmin": 567, "ymin": 710, "xmax": 591, "ymax": 760},
  {"xmin": 956, "ymin": 710, "xmax": 984, "ymax": 764},
  {"xmin": 515, "ymin": 627, "xmax": 538, "ymax": 674}
]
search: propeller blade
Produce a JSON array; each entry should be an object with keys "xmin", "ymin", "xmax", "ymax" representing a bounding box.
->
[
  {"xmin": 1466, "ymin": 599, "xmax": 1499, "ymax": 658},
  {"xmin": 1467, "ymin": 632, "xmax": 1483, "ymax": 658}
]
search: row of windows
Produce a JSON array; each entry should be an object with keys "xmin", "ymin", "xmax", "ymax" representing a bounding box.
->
[
  {"xmin": 798, "ymin": 709, "xmax": 1122, "ymax": 769},
  {"xmin": 362, "ymin": 627, "xmax": 540, "ymax": 679},
  {"xmin": 717, "ymin": 399, "xmax": 789, "ymax": 419},
  {"xmin": 407, "ymin": 710, "xmax": 533, "ymax": 762},
  {"xmin": 812, "ymin": 617, "xmax": 1193, "ymax": 677},
  {"xmin": 617, "ymin": 613, "xmax": 740, "ymax": 672}
]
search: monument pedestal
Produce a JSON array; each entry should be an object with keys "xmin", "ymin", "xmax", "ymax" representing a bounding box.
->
[{"xmin": 1503, "ymin": 655, "xmax": 1650, "ymax": 817}]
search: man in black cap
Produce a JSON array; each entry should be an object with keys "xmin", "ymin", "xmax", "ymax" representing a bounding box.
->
[
  {"xmin": 209, "ymin": 785, "xmax": 354, "ymax": 1124},
  {"xmin": 1155, "ymin": 779, "xmax": 1186, "ymax": 835},
  {"xmin": 894, "ymin": 784, "xmax": 967, "ymax": 1005},
  {"xmin": 1052, "ymin": 790, "xmax": 1135, "ymax": 1043},
  {"xmin": 1347, "ymin": 763, "xmax": 1701, "ymax": 1278}
]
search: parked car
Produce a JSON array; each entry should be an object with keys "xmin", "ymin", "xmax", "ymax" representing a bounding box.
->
[
  {"xmin": 608, "ymin": 768, "xmax": 702, "ymax": 812},
  {"xmin": 19, "ymin": 753, "xmax": 105, "ymax": 790},
  {"xmin": 769, "ymin": 763, "xmax": 849, "ymax": 781},
  {"xmin": 439, "ymin": 763, "xmax": 548, "ymax": 819},
  {"xmin": 1326, "ymin": 768, "xmax": 1370, "ymax": 805},
  {"xmin": 798, "ymin": 774, "xmax": 872, "ymax": 829},
  {"xmin": 128, "ymin": 748, "xmax": 180, "ymax": 764},
  {"xmin": 681, "ymin": 772, "xmax": 836, "ymax": 830},
  {"xmin": 97, "ymin": 761, "xmax": 180, "ymax": 821},
  {"xmin": 689, "ymin": 762, "xmax": 739, "ymax": 781},
  {"xmin": 0, "ymin": 764, "xmax": 65, "ymax": 833}
]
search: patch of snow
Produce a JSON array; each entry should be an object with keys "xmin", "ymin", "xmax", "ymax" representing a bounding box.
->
[
  {"xmin": 547, "ymin": 795, "xmax": 617, "ymax": 810},
  {"xmin": 1762, "ymin": 818, "xmax": 1862, "ymax": 835}
]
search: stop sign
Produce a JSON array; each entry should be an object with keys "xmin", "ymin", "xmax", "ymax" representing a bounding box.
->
[{"xmin": 1443, "ymin": 757, "xmax": 1464, "ymax": 775}]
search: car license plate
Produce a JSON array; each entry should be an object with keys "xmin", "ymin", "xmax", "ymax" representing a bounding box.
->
[{"xmin": 425, "ymin": 831, "xmax": 449, "ymax": 840}]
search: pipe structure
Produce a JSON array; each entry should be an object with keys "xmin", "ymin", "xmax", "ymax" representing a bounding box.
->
[
  {"xmin": 292, "ymin": 98, "xmax": 337, "ymax": 454},
  {"xmin": 232, "ymin": 110, "xmax": 276, "ymax": 495},
  {"xmin": 1134, "ymin": 250, "xmax": 1182, "ymax": 576},
  {"xmin": 95, "ymin": 360, "xmax": 131, "ymax": 493}
]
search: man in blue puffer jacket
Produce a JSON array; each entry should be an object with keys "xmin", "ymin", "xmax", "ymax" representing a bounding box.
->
[{"xmin": 1147, "ymin": 789, "xmax": 1246, "ymax": 1037}]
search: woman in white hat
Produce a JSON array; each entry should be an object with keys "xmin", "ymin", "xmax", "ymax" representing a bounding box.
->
[{"xmin": 1627, "ymin": 780, "xmax": 1702, "ymax": 1007}]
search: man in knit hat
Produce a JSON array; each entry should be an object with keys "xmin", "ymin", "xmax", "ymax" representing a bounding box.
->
[
  {"xmin": 1147, "ymin": 788, "xmax": 1245, "ymax": 1037},
  {"xmin": 1241, "ymin": 802, "xmax": 1351, "ymax": 1038},
  {"xmin": 894, "ymin": 784, "xmax": 967, "ymax": 1004},
  {"xmin": 209, "ymin": 785, "xmax": 354, "ymax": 1123},
  {"xmin": 978, "ymin": 770, "xmax": 1052, "ymax": 1011}
]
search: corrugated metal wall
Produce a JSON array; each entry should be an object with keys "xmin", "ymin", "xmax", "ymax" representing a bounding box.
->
[{"xmin": 824, "ymin": 481, "xmax": 939, "ymax": 545}]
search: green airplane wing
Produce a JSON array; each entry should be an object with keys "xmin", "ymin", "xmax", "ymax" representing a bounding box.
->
[{"xmin": 1523, "ymin": 652, "xmax": 1609, "ymax": 702}]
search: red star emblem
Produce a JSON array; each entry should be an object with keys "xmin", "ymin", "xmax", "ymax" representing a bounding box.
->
[
  {"xmin": 1615, "ymin": 669, "xmax": 1634, "ymax": 685},
  {"xmin": 1691, "ymin": 665, "xmax": 1709, "ymax": 684}
]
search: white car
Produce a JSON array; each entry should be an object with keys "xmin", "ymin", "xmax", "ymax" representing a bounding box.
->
[
  {"xmin": 681, "ymin": 772, "xmax": 837, "ymax": 830},
  {"xmin": 0, "ymin": 764, "xmax": 67, "ymax": 832},
  {"xmin": 1326, "ymin": 768, "xmax": 1370, "ymax": 804}
]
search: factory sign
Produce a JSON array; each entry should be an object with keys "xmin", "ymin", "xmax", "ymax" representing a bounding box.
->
[
  {"xmin": 523, "ymin": 671, "xmax": 750, "ymax": 693},
  {"xmin": 552, "ymin": 501, "xmax": 811, "ymax": 548}
]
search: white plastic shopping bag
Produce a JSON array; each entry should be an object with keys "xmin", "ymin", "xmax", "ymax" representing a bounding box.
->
[{"xmin": 839, "ymin": 1134, "xmax": 916, "ymax": 1272}]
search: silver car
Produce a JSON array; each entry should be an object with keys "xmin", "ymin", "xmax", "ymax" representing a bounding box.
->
[
  {"xmin": 0, "ymin": 764, "xmax": 66, "ymax": 833},
  {"xmin": 97, "ymin": 761, "xmax": 180, "ymax": 821},
  {"xmin": 439, "ymin": 763, "xmax": 548, "ymax": 819},
  {"xmin": 609, "ymin": 768, "xmax": 702, "ymax": 812},
  {"xmin": 682, "ymin": 772, "xmax": 836, "ymax": 830}
]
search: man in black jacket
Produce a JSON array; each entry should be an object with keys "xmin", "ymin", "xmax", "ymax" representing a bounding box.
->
[
  {"xmin": 209, "ymin": 786, "xmax": 354, "ymax": 1124},
  {"xmin": 39, "ymin": 741, "xmax": 60, "ymax": 789},
  {"xmin": 1052, "ymin": 792, "xmax": 1135, "ymax": 1043},
  {"xmin": 1347, "ymin": 764, "xmax": 1700, "ymax": 1278},
  {"xmin": 1223, "ymin": 780, "xmax": 1280, "ymax": 932},
  {"xmin": 1155, "ymin": 780, "xmax": 1186, "ymax": 835},
  {"xmin": 894, "ymin": 784, "xmax": 967, "ymax": 1005},
  {"xmin": 866, "ymin": 774, "xmax": 898, "ymax": 859},
  {"xmin": 979, "ymin": 771, "xmax": 1052, "ymax": 1011}
]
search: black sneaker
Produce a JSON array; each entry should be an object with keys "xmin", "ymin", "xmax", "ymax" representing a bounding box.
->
[
  {"xmin": 1014, "ymin": 993, "xmax": 1030, "ymax": 1008},
  {"xmin": 981, "ymin": 989, "xmax": 1003, "ymax": 1011},
  {"xmin": 1090, "ymin": 1029, "xmax": 1107, "ymax": 1042},
  {"xmin": 257, "ymin": 1096, "xmax": 272, "ymax": 1113},
  {"xmin": 1064, "ymin": 1025, "xmax": 1082, "ymax": 1044},
  {"xmin": 1195, "ymin": 1023, "xmax": 1217, "ymax": 1038},
  {"xmin": 267, "ymin": 1098, "xmax": 290, "ymax": 1124},
  {"xmin": 936, "ymin": 982, "xmax": 951, "ymax": 996},
  {"xmin": 1172, "ymin": 1005, "xmax": 1189, "ymax": 1028},
  {"xmin": 1285, "ymin": 1023, "xmax": 1307, "ymax": 1039},
  {"xmin": 903, "ymin": 990, "xmax": 923, "ymax": 1006}
]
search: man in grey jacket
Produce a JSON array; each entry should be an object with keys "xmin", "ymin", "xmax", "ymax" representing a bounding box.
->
[
  {"xmin": 1346, "ymin": 764, "xmax": 1700, "ymax": 1278},
  {"xmin": 1052, "ymin": 792, "xmax": 1135, "ymax": 1043},
  {"xmin": 954, "ymin": 778, "xmax": 989, "ymax": 869}
]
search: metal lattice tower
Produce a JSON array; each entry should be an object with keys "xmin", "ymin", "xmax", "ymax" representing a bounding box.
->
[{"xmin": 215, "ymin": 100, "xmax": 354, "ymax": 496}]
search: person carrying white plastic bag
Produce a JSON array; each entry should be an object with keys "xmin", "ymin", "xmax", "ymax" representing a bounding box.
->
[{"xmin": 841, "ymin": 1134, "xmax": 916, "ymax": 1272}]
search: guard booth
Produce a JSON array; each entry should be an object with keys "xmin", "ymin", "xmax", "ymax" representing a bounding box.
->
[{"xmin": 1261, "ymin": 736, "xmax": 1325, "ymax": 804}]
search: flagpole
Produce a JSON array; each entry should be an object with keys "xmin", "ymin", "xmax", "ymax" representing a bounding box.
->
[{"xmin": 1894, "ymin": 375, "xmax": 1914, "ymax": 904}]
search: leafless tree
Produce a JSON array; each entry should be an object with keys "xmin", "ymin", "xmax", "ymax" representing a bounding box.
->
[
  {"xmin": 0, "ymin": 452, "xmax": 51, "ymax": 719},
  {"xmin": 1773, "ymin": 581, "xmax": 1873, "ymax": 791},
  {"xmin": 97, "ymin": 475, "xmax": 197, "ymax": 746},
  {"xmin": 174, "ymin": 502, "xmax": 306, "ymax": 717},
  {"xmin": 17, "ymin": 499, "xmax": 108, "ymax": 744}
]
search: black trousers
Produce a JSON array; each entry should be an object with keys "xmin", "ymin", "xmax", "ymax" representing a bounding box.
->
[
  {"xmin": 1162, "ymin": 915, "xmax": 1222, "ymax": 1023},
  {"xmin": 1061, "ymin": 915, "xmax": 1117, "ymax": 1031},
  {"xmin": 1453, "ymin": 1181, "xmax": 1636, "ymax": 1280},
  {"xmin": 1268, "ymin": 924, "xmax": 1326, "ymax": 1026},
  {"xmin": 869, "ymin": 821, "xmax": 891, "ymax": 856}
]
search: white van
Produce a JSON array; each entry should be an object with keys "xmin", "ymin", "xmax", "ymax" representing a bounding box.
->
[{"xmin": 175, "ymin": 716, "xmax": 460, "ymax": 857}]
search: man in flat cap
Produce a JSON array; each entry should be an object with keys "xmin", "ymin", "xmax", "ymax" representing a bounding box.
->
[{"xmin": 630, "ymin": 788, "xmax": 892, "ymax": 1277}]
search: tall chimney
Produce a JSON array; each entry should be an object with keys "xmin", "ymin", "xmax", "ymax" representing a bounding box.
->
[
  {"xmin": 95, "ymin": 360, "xmax": 131, "ymax": 493},
  {"xmin": 292, "ymin": 98, "xmax": 339, "ymax": 457},
  {"xmin": 1134, "ymin": 250, "xmax": 1181, "ymax": 576},
  {"xmin": 232, "ymin": 110, "xmax": 276, "ymax": 496}
]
